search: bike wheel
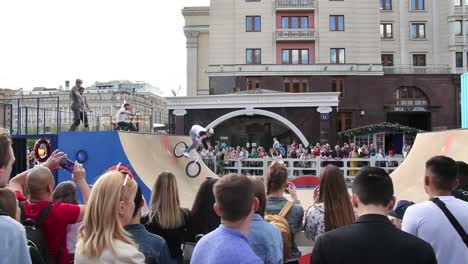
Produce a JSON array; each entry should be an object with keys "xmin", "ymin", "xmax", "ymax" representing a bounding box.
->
[
  {"xmin": 186, "ymin": 161, "xmax": 201, "ymax": 178},
  {"xmin": 174, "ymin": 142, "xmax": 188, "ymax": 158}
]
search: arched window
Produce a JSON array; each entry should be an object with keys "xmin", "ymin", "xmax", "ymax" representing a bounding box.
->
[{"xmin": 392, "ymin": 86, "xmax": 429, "ymax": 106}]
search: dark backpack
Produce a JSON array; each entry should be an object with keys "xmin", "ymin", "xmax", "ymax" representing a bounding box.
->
[{"xmin": 20, "ymin": 202, "xmax": 53, "ymax": 264}]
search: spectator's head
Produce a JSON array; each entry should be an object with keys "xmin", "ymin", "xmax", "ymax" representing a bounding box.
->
[
  {"xmin": 77, "ymin": 170, "xmax": 138, "ymax": 258},
  {"xmin": 190, "ymin": 178, "xmax": 220, "ymax": 237},
  {"xmin": 213, "ymin": 174, "xmax": 258, "ymax": 223},
  {"xmin": 147, "ymin": 171, "xmax": 183, "ymax": 229},
  {"xmin": 388, "ymin": 150, "xmax": 395, "ymax": 157},
  {"xmin": 335, "ymin": 145, "xmax": 340, "ymax": 151},
  {"xmin": 78, "ymin": 87, "xmax": 85, "ymax": 95},
  {"xmin": 266, "ymin": 161, "xmax": 288, "ymax": 195},
  {"xmin": 425, "ymin": 156, "xmax": 458, "ymax": 194},
  {"xmin": 26, "ymin": 166, "xmax": 55, "ymax": 201},
  {"xmin": 455, "ymin": 161, "xmax": 468, "ymax": 190},
  {"xmin": 132, "ymin": 185, "xmax": 144, "ymax": 219},
  {"xmin": 389, "ymin": 200, "xmax": 414, "ymax": 220},
  {"xmin": 389, "ymin": 200, "xmax": 414, "ymax": 229},
  {"xmin": 318, "ymin": 165, "xmax": 355, "ymax": 231},
  {"xmin": 52, "ymin": 181, "xmax": 78, "ymax": 204},
  {"xmin": 75, "ymin": 79, "xmax": 83, "ymax": 86},
  {"xmin": 0, "ymin": 188, "xmax": 20, "ymax": 220},
  {"xmin": 249, "ymin": 177, "xmax": 266, "ymax": 217},
  {"xmin": 378, "ymin": 148, "xmax": 383, "ymax": 154},
  {"xmin": 351, "ymin": 167, "xmax": 395, "ymax": 215},
  {"xmin": 273, "ymin": 137, "xmax": 278, "ymax": 141},
  {"xmin": 123, "ymin": 103, "xmax": 131, "ymax": 110},
  {"xmin": 0, "ymin": 129, "xmax": 13, "ymax": 188}
]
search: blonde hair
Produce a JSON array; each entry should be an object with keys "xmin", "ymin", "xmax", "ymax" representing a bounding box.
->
[
  {"xmin": 77, "ymin": 171, "xmax": 137, "ymax": 259},
  {"xmin": 147, "ymin": 171, "xmax": 183, "ymax": 229}
]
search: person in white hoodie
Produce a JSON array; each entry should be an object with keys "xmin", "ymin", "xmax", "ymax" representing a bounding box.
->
[{"xmin": 75, "ymin": 166, "xmax": 145, "ymax": 264}]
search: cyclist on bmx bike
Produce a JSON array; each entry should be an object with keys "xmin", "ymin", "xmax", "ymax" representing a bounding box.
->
[{"xmin": 183, "ymin": 125, "xmax": 214, "ymax": 158}]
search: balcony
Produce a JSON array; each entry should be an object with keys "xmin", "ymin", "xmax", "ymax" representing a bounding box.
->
[
  {"xmin": 206, "ymin": 64, "xmax": 384, "ymax": 77},
  {"xmin": 383, "ymin": 65, "xmax": 451, "ymax": 74},
  {"xmin": 276, "ymin": 28, "xmax": 316, "ymax": 41},
  {"xmin": 276, "ymin": 0, "xmax": 316, "ymax": 10}
]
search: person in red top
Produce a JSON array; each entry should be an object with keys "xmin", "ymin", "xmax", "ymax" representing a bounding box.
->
[{"xmin": 9, "ymin": 164, "xmax": 90, "ymax": 264}]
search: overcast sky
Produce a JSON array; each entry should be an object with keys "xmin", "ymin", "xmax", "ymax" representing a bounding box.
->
[{"xmin": 0, "ymin": 0, "xmax": 210, "ymax": 96}]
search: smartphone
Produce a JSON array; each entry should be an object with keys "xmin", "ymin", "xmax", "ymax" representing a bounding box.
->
[{"xmin": 60, "ymin": 159, "xmax": 75, "ymax": 173}]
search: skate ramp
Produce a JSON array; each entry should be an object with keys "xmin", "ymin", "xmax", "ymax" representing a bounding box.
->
[
  {"xmin": 118, "ymin": 133, "xmax": 218, "ymax": 207},
  {"xmin": 392, "ymin": 129, "xmax": 468, "ymax": 202}
]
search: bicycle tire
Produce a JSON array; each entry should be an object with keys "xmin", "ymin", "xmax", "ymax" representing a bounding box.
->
[
  {"xmin": 186, "ymin": 161, "xmax": 201, "ymax": 178},
  {"xmin": 174, "ymin": 142, "xmax": 188, "ymax": 158}
]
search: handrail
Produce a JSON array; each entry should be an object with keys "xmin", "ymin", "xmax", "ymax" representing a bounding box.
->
[{"xmin": 201, "ymin": 156, "xmax": 404, "ymax": 179}]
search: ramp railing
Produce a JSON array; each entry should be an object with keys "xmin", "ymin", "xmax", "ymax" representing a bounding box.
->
[{"xmin": 202, "ymin": 157, "xmax": 404, "ymax": 180}]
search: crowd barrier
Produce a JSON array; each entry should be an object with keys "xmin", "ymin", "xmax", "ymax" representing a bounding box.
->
[{"xmin": 201, "ymin": 156, "xmax": 405, "ymax": 180}]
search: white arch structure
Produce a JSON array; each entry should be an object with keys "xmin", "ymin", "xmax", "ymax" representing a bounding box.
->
[{"xmin": 207, "ymin": 108, "xmax": 310, "ymax": 147}]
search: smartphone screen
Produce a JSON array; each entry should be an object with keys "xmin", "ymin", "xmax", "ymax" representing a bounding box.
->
[{"xmin": 60, "ymin": 159, "xmax": 75, "ymax": 173}]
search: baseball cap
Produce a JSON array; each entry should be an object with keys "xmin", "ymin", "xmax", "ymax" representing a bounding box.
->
[{"xmin": 389, "ymin": 200, "xmax": 415, "ymax": 219}]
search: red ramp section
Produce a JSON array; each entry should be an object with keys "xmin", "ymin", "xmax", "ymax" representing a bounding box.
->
[{"xmin": 391, "ymin": 129, "xmax": 468, "ymax": 202}]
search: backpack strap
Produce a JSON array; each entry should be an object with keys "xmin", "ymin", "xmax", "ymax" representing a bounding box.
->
[
  {"xmin": 19, "ymin": 202, "xmax": 26, "ymax": 224},
  {"xmin": 35, "ymin": 204, "xmax": 53, "ymax": 226},
  {"xmin": 430, "ymin": 197, "xmax": 468, "ymax": 248},
  {"xmin": 278, "ymin": 202, "xmax": 294, "ymax": 218}
]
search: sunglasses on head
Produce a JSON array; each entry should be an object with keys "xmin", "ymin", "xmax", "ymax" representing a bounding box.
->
[{"xmin": 107, "ymin": 163, "xmax": 134, "ymax": 186}]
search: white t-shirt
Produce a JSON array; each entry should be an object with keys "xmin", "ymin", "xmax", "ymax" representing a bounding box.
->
[
  {"xmin": 191, "ymin": 125, "xmax": 206, "ymax": 136},
  {"xmin": 402, "ymin": 196, "xmax": 468, "ymax": 264},
  {"xmin": 116, "ymin": 109, "xmax": 130, "ymax": 123}
]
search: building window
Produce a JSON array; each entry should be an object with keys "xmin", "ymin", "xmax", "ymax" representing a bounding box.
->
[
  {"xmin": 329, "ymin": 15, "xmax": 344, "ymax": 31},
  {"xmin": 411, "ymin": 23, "xmax": 426, "ymax": 39},
  {"xmin": 281, "ymin": 16, "xmax": 309, "ymax": 29},
  {"xmin": 380, "ymin": 23, "xmax": 393, "ymax": 39},
  {"xmin": 337, "ymin": 112, "xmax": 352, "ymax": 132},
  {"xmin": 455, "ymin": 0, "xmax": 462, "ymax": 6},
  {"xmin": 410, "ymin": 0, "xmax": 425, "ymax": 10},
  {"xmin": 380, "ymin": 0, "xmax": 392, "ymax": 10},
  {"xmin": 282, "ymin": 49, "xmax": 309, "ymax": 64},
  {"xmin": 284, "ymin": 78, "xmax": 308, "ymax": 93},
  {"xmin": 412, "ymin": 54, "xmax": 426, "ymax": 66},
  {"xmin": 393, "ymin": 86, "xmax": 429, "ymax": 106},
  {"xmin": 456, "ymin": 52, "xmax": 463, "ymax": 68},
  {"xmin": 330, "ymin": 48, "xmax": 345, "ymax": 64},
  {"xmin": 247, "ymin": 78, "xmax": 261, "ymax": 90},
  {"xmin": 332, "ymin": 78, "xmax": 344, "ymax": 97},
  {"xmin": 381, "ymin": 54, "xmax": 394, "ymax": 66},
  {"xmin": 455, "ymin": 20, "xmax": 462, "ymax": 36},
  {"xmin": 246, "ymin": 16, "xmax": 261, "ymax": 32},
  {"xmin": 246, "ymin": 49, "xmax": 261, "ymax": 64}
]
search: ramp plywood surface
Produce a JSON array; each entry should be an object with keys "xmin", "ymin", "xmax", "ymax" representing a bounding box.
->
[
  {"xmin": 392, "ymin": 129, "xmax": 468, "ymax": 202},
  {"xmin": 118, "ymin": 133, "xmax": 218, "ymax": 208}
]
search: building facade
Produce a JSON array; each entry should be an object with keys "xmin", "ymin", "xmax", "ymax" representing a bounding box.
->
[
  {"xmin": 2, "ymin": 84, "xmax": 167, "ymax": 134},
  {"xmin": 178, "ymin": 0, "xmax": 464, "ymax": 149}
]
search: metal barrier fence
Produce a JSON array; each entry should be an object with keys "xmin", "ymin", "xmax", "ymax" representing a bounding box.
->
[{"xmin": 201, "ymin": 157, "xmax": 404, "ymax": 180}]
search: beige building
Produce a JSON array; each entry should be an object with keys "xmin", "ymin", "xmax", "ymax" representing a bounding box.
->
[
  {"xmin": 183, "ymin": 0, "xmax": 465, "ymax": 95},
  {"xmin": 178, "ymin": 0, "xmax": 462, "ymax": 147}
]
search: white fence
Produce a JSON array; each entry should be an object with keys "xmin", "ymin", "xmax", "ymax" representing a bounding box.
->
[{"xmin": 202, "ymin": 157, "xmax": 404, "ymax": 180}]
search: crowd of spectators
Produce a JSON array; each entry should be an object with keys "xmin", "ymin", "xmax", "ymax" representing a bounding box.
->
[
  {"xmin": 200, "ymin": 138, "xmax": 408, "ymax": 176},
  {"xmin": 1, "ymin": 127, "xmax": 467, "ymax": 264}
]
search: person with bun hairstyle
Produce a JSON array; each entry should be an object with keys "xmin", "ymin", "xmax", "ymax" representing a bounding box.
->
[{"xmin": 265, "ymin": 161, "xmax": 304, "ymax": 264}]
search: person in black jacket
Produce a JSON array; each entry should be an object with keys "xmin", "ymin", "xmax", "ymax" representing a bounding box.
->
[
  {"xmin": 311, "ymin": 167, "xmax": 437, "ymax": 264},
  {"xmin": 142, "ymin": 171, "xmax": 190, "ymax": 264},
  {"xmin": 452, "ymin": 161, "xmax": 468, "ymax": 202}
]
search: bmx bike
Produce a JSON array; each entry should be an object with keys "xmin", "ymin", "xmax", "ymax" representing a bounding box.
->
[{"xmin": 173, "ymin": 142, "xmax": 202, "ymax": 178}]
